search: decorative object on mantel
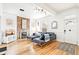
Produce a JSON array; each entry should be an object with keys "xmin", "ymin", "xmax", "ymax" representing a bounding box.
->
[
  {"xmin": 51, "ymin": 21, "xmax": 57, "ymax": 29},
  {"xmin": 5, "ymin": 29, "xmax": 15, "ymax": 36}
]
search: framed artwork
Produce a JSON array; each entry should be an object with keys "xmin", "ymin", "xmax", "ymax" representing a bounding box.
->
[{"xmin": 51, "ymin": 21, "xmax": 57, "ymax": 29}]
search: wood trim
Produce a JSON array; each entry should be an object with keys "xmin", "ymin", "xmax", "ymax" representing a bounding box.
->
[
  {"xmin": 17, "ymin": 16, "xmax": 22, "ymax": 32},
  {"xmin": 17, "ymin": 16, "xmax": 22, "ymax": 39},
  {"xmin": 26, "ymin": 18, "xmax": 30, "ymax": 34}
]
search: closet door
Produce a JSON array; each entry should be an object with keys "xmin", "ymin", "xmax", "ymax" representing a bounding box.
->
[
  {"xmin": 64, "ymin": 15, "xmax": 77, "ymax": 44},
  {"xmin": 63, "ymin": 15, "xmax": 78, "ymax": 55}
]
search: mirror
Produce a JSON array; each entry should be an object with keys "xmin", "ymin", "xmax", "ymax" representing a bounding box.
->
[
  {"xmin": 51, "ymin": 21, "xmax": 57, "ymax": 29},
  {"xmin": 22, "ymin": 18, "xmax": 27, "ymax": 32}
]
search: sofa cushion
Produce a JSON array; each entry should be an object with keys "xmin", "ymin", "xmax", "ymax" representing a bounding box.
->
[
  {"xmin": 36, "ymin": 32, "xmax": 41, "ymax": 36},
  {"xmin": 40, "ymin": 34, "xmax": 45, "ymax": 40},
  {"xmin": 33, "ymin": 38, "xmax": 44, "ymax": 44},
  {"xmin": 44, "ymin": 34, "xmax": 50, "ymax": 42}
]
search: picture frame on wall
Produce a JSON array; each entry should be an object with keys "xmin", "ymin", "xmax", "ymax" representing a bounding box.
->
[{"xmin": 51, "ymin": 21, "xmax": 57, "ymax": 29}]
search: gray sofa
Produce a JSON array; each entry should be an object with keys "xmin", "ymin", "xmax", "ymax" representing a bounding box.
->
[{"xmin": 31, "ymin": 32, "xmax": 56, "ymax": 46}]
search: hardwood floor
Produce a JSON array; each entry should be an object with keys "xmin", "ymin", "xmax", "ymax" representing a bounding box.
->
[{"xmin": 0, "ymin": 39, "xmax": 79, "ymax": 55}]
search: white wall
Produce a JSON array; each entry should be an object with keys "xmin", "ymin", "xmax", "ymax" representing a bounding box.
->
[
  {"xmin": 30, "ymin": 14, "xmax": 58, "ymax": 36},
  {"xmin": 0, "ymin": 3, "xmax": 34, "ymax": 43},
  {"xmin": 2, "ymin": 3, "xmax": 35, "ymax": 37},
  {"xmin": 0, "ymin": 4, "xmax": 18, "ymax": 43},
  {"xmin": 2, "ymin": 12, "xmax": 17, "ymax": 31},
  {"xmin": 77, "ymin": 8, "xmax": 79, "ymax": 45},
  {"xmin": 30, "ymin": 7, "xmax": 78, "ymax": 45},
  {"xmin": 0, "ymin": 11, "xmax": 17, "ymax": 43},
  {"xmin": 55, "ymin": 8, "xmax": 78, "ymax": 44},
  {"xmin": 39, "ymin": 15, "xmax": 57, "ymax": 33},
  {"xmin": 2, "ymin": 3, "xmax": 34, "ymax": 18},
  {"xmin": 34, "ymin": 14, "xmax": 64, "ymax": 42},
  {"xmin": 0, "ymin": 4, "xmax": 3, "ymax": 44},
  {"xmin": 0, "ymin": 3, "xmax": 79, "ymax": 45}
]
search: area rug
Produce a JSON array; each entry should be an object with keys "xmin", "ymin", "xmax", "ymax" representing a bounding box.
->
[{"xmin": 57, "ymin": 42, "xmax": 77, "ymax": 55}]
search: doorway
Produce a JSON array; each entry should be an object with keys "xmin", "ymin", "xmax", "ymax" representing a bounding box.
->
[{"xmin": 64, "ymin": 15, "xmax": 77, "ymax": 44}]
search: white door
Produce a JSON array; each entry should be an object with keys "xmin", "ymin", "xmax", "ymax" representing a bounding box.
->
[{"xmin": 64, "ymin": 18, "xmax": 77, "ymax": 44}]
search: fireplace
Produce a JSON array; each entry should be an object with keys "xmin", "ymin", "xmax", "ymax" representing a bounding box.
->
[{"xmin": 21, "ymin": 32, "xmax": 27, "ymax": 39}]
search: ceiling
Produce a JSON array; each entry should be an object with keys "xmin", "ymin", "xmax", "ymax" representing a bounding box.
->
[
  {"xmin": 36, "ymin": 3, "xmax": 79, "ymax": 13},
  {"xmin": 2, "ymin": 3, "xmax": 34, "ymax": 17},
  {"xmin": 2, "ymin": 3, "xmax": 79, "ymax": 19},
  {"xmin": 46, "ymin": 3, "xmax": 76, "ymax": 12},
  {"xmin": 2, "ymin": 3, "xmax": 51, "ymax": 19}
]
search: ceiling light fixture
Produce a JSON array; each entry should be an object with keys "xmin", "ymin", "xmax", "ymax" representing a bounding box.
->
[
  {"xmin": 20, "ymin": 8, "xmax": 24, "ymax": 11},
  {"xmin": 34, "ymin": 7, "xmax": 47, "ymax": 15}
]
